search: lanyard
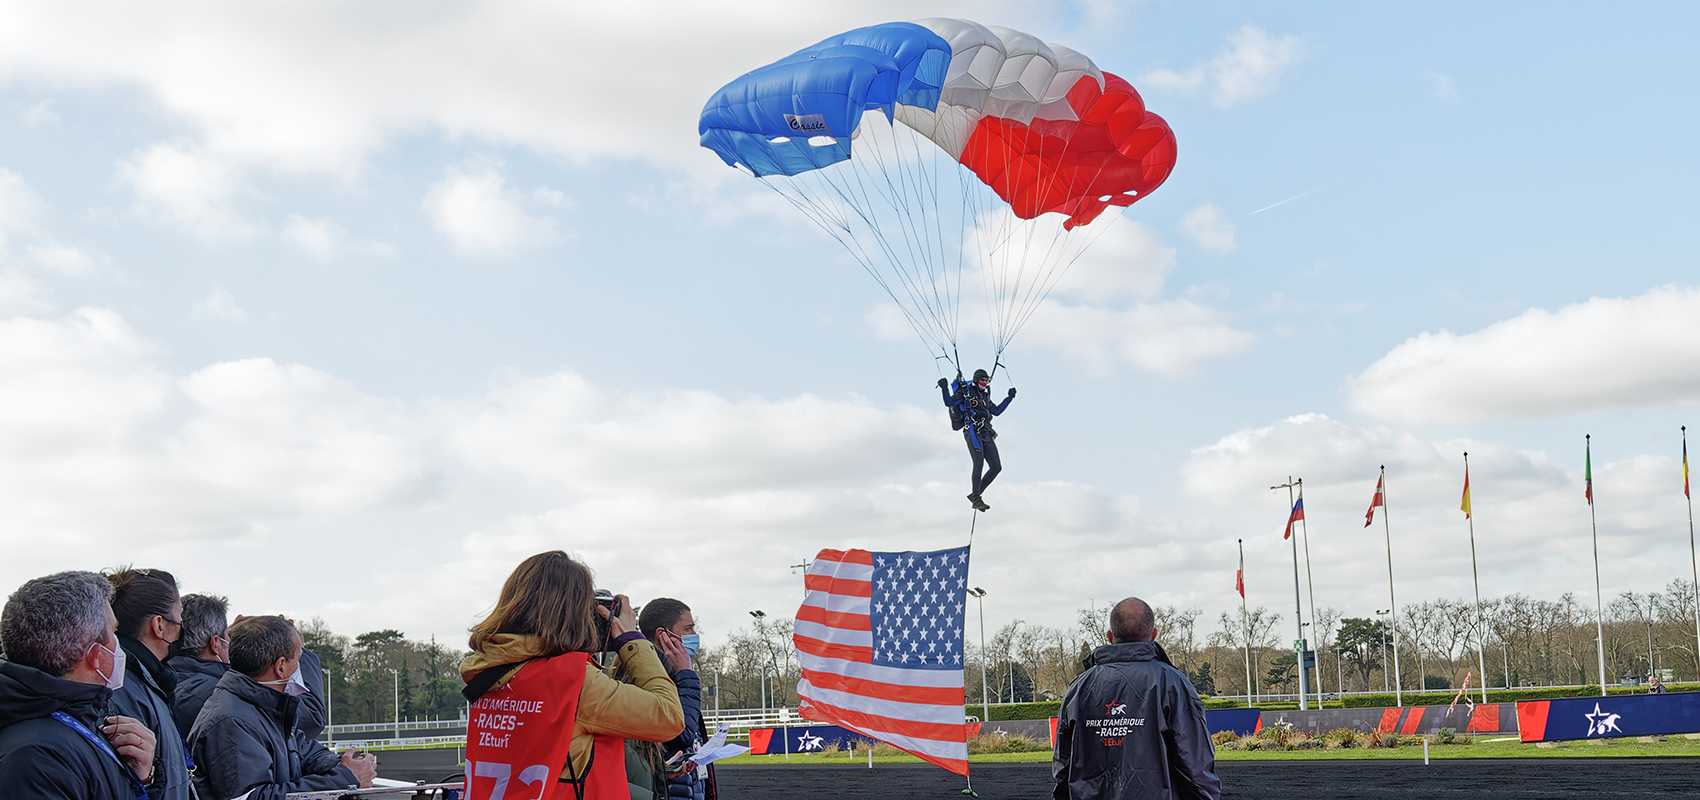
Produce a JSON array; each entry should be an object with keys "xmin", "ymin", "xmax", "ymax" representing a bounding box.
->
[{"xmin": 51, "ymin": 711, "xmax": 150, "ymax": 800}]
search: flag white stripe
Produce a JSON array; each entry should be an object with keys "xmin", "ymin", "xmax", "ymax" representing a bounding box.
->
[
  {"xmin": 807, "ymin": 560, "xmax": 873, "ymax": 580},
  {"xmin": 796, "ymin": 679, "xmax": 965, "ymax": 723},
  {"xmin": 799, "ymin": 593, "xmax": 869, "ymax": 614},
  {"xmin": 798, "ymin": 652, "xmax": 967, "ymax": 688},
  {"xmin": 834, "ymin": 722, "xmax": 968, "ymax": 761},
  {"xmin": 793, "ymin": 619, "xmax": 872, "ymax": 647}
]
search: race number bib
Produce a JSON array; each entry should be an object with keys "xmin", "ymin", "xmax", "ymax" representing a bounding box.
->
[{"xmin": 465, "ymin": 653, "xmax": 587, "ymax": 800}]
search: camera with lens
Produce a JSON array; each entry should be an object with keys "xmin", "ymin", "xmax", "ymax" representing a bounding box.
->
[{"xmin": 594, "ymin": 589, "xmax": 621, "ymax": 648}]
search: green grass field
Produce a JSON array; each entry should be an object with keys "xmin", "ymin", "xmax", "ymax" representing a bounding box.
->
[{"xmin": 716, "ymin": 735, "xmax": 1700, "ymax": 765}]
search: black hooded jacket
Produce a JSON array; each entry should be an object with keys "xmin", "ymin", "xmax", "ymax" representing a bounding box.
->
[
  {"xmin": 188, "ymin": 669, "xmax": 355, "ymax": 800},
  {"xmin": 0, "ymin": 658, "xmax": 142, "ymax": 799},
  {"xmin": 167, "ymin": 656, "xmax": 227, "ymax": 738},
  {"xmin": 110, "ymin": 637, "xmax": 189, "ymax": 800},
  {"xmin": 1052, "ymin": 641, "xmax": 1219, "ymax": 800}
]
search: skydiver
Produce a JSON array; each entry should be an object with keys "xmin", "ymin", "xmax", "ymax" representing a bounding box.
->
[{"xmin": 938, "ymin": 368, "xmax": 1015, "ymax": 512}]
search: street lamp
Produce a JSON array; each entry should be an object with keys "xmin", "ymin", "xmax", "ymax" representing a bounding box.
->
[
  {"xmin": 1376, "ymin": 610, "xmax": 1392, "ymax": 693},
  {"xmin": 389, "ymin": 668, "xmax": 400, "ymax": 739},
  {"xmin": 968, "ymin": 588, "xmax": 989, "ymax": 722},
  {"xmin": 750, "ymin": 611, "xmax": 767, "ymax": 715}
]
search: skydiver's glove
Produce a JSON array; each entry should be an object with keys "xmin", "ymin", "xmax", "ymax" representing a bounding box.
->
[
  {"xmin": 938, "ymin": 378, "xmax": 949, "ymax": 389},
  {"xmin": 1007, "ymin": 388, "xmax": 1017, "ymax": 397}
]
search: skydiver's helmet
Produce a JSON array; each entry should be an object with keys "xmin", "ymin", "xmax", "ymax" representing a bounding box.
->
[{"xmin": 973, "ymin": 369, "xmax": 990, "ymax": 386}]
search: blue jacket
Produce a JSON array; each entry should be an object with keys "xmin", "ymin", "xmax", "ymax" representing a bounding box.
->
[
  {"xmin": 0, "ymin": 659, "xmax": 140, "ymax": 800},
  {"xmin": 662, "ymin": 668, "xmax": 712, "ymax": 800},
  {"xmin": 940, "ymin": 379, "xmax": 1013, "ymax": 451},
  {"xmin": 167, "ymin": 656, "xmax": 226, "ymax": 742},
  {"xmin": 110, "ymin": 637, "xmax": 189, "ymax": 800}
]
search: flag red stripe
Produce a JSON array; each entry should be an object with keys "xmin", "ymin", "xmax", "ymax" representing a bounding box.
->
[
  {"xmin": 801, "ymin": 668, "xmax": 964, "ymax": 705},
  {"xmin": 804, "ymin": 573, "xmax": 872, "ymax": 597},
  {"xmin": 794, "ymin": 632, "xmax": 872, "ymax": 663},
  {"xmin": 799, "ymin": 696, "xmax": 969, "ymax": 775},
  {"xmin": 796, "ymin": 604, "xmax": 872, "ymax": 631},
  {"xmin": 814, "ymin": 549, "xmax": 875, "ymax": 566}
]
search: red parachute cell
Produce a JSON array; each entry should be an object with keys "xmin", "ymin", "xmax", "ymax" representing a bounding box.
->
[{"xmin": 958, "ymin": 73, "xmax": 1176, "ymax": 229}]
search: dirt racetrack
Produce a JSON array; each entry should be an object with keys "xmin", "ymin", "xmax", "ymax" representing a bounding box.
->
[{"xmin": 714, "ymin": 758, "xmax": 1700, "ymax": 799}]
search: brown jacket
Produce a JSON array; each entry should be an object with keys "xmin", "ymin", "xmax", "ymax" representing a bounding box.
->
[{"xmin": 460, "ymin": 633, "xmax": 684, "ymax": 779}]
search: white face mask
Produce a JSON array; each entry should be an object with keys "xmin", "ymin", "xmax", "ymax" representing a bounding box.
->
[
  {"xmin": 91, "ymin": 641, "xmax": 125, "ymax": 691},
  {"xmin": 260, "ymin": 665, "xmax": 310, "ymax": 697}
]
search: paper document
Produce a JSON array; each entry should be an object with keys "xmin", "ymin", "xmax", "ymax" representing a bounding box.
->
[{"xmin": 690, "ymin": 724, "xmax": 749, "ymax": 767}]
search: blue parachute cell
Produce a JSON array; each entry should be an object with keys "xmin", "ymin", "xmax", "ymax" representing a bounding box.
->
[{"xmin": 698, "ymin": 22, "xmax": 951, "ymax": 177}]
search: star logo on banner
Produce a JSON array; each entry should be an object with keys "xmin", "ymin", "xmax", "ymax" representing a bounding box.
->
[
  {"xmin": 797, "ymin": 732, "xmax": 825, "ymax": 751},
  {"xmin": 1584, "ymin": 703, "xmax": 1623, "ymax": 736}
]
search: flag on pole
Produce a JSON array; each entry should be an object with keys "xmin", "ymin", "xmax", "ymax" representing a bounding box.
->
[
  {"xmin": 1236, "ymin": 551, "xmax": 1245, "ymax": 598},
  {"xmin": 1585, "ymin": 440, "xmax": 1593, "ymax": 505},
  {"xmin": 1284, "ymin": 498, "xmax": 1304, "ymax": 540},
  {"xmin": 1683, "ymin": 434, "xmax": 1689, "ymax": 500},
  {"xmin": 795, "ymin": 546, "xmax": 970, "ymax": 775},
  {"xmin": 1365, "ymin": 474, "xmax": 1385, "ymax": 527},
  {"xmin": 1461, "ymin": 466, "xmax": 1473, "ymax": 519}
]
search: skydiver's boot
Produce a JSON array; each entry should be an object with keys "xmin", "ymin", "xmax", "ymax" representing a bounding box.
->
[{"xmin": 970, "ymin": 494, "xmax": 990, "ymax": 512}]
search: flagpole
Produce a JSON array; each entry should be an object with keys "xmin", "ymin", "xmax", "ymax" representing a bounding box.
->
[
  {"xmin": 1589, "ymin": 434, "xmax": 1607, "ymax": 697},
  {"xmin": 1463, "ymin": 452, "xmax": 1490, "ymax": 704},
  {"xmin": 1296, "ymin": 479, "xmax": 1322, "ymax": 704},
  {"xmin": 1685, "ymin": 426, "xmax": 1698, "ymax": 683},
  {"xmin": 1381, "ymin": 465, "xmax": 1403, "ymax": 707},
  {"xmin": 1240, "ymin": 538, "xmax": 1252, "ymax": 706},
  {"xmin": 1273, "ymin": 476, "xmax": 1309, "ymax": 710}
]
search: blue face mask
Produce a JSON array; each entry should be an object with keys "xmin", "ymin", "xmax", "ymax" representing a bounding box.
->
[{"xmin": 681, "ymin": 634, "xmax": 700, "ymax": 658}]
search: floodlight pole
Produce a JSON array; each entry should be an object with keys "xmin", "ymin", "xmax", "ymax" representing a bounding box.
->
[{"xmin": 969, "ymin": 588, "xmax": 990, "ymax": 723}]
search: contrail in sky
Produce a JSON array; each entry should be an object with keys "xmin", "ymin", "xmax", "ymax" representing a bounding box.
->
[{"xmin": 1250, "ymin": 183, "xmax": 1333, "ymax": 214}]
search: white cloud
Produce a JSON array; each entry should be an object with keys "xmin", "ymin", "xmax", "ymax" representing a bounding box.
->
[
  {"xmin": 192, "ymin": 286, "xmax": 246, "ymax": 321},
  {"xmin": 0, "ymin": 168, "xmax": 47, "ymax": 240},
  {"xmin": 1178, "ymin": 203, "xmax": 1236, "ymax": 255},
  {"xmin": 23, "ymin": 243, "xmax": 103, "ymax": 275},
  {"xmin": 1141, "ymin": 25, "xmax": 1305, "ymax": 109},
  {"xmin": 1422, "ymin": 70, "xmax": 1459, "ymax": 102},
  {"xmin": 1346, "ymin": 285, "xmax": 1700, "ymax": 424},
  {"xmin": 117, "ymin": 139, "xmax": 259, "ymax": 243},
  {"xmin": 20, "ymin": 100, "xmax": 57, "ymax": 126},
  {"xmin": 0, "ymin": 2, "xmax": 1043, "ymax": 177},
  {"xmin": 0, "ymin": 269, "xmax": 55, "ymax": 315},
  {"xmin": 1017, "ymin": 298, "xmax": 1257, "ymax": 375},
  {"xmin": 422, "ymin": 160, "xmax": 560, "ymax": 257},
  {"xmin": 281, "ymin": 213, "xmax": 394, "ymax": 261},
  {"xmin": 448, "ymin": 371, "xmax": 949, "ymax": 495},
  {"xmin": 1046, "ymin": 217, "xmax": 1176, "ymax": 302}
]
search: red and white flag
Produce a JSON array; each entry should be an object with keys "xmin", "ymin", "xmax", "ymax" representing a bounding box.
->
[
  {"xmin": 1365, "ymin": 474, "xmax": 1385, "ymax": 528},
  {"xmin": 794, "ymin": 546, "xmax": 971, "ymax": 775},
  {"xmin": 1236, "ymin": 551, "xmax": 1245, "ymax": 599}
]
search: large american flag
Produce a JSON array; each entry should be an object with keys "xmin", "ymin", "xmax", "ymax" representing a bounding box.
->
[{"xmin": 793, "ymin": 545, "xmax": 971, "ymax": 775}]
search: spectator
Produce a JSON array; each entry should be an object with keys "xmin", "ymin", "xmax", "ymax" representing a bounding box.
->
[
  {"xmin": 0, "ymin": 570, "xmax": 160, "ymax": 798},
  {"xmin": 460, "ymin": 551, "xmax": 685, "ymax": 797},
  {"xmin": 168, "ymin": 593, "xmax": 230, "ymax": 738},
  {"xmin": 1053, "ymin": 597, "xmax": 1219, "ymax": 800},
  {"xmin": 105, "ymin": 567, "xmax": 191, "ymax": 800},
  {"xmin": 638, "ymin": 597, "xmax": 716, "ymax": 800},
  {"xmin": 189, "ymin": 616, "xmax": 374, "ymax": 799}
]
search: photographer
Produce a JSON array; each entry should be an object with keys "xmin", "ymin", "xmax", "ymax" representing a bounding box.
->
[
  {"xmin": 638, "ymin": 598, "xmax": 714, "ymax": 800},
  {"xmin": 460, "ymin": 551, "xmax": 684, "ymax": 798}
]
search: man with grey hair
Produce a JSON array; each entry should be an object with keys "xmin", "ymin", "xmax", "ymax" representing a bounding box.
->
[
  {"xmin": 1053, "ymin": 597, "xmax": 1219, "ymax": 800},
  {"xmin": 0, "ymin": 570, "xmax": 160, "ymax": 798},
  {"xmin": 189, "ymin": 615, "xmax": 374, "ymax": 799},
  {"xmin": 168, "ymin": 593, "xmax": 231, "ymax": 736}
]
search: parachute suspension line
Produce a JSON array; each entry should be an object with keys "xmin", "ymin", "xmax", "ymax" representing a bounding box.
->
[{"xmin": 756, "ymin": 174, "xmax": 951, "ymax": 367}]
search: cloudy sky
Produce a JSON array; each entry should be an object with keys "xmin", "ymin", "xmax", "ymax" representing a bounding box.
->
[{"xmin": 2, "ymin": 2, "xmax": 1697, "ymax": 654}]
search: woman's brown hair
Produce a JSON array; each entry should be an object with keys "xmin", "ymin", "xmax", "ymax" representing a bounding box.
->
[{"xmin": 469, "ymin": 551, "xmax": 596, "ymax": 655}]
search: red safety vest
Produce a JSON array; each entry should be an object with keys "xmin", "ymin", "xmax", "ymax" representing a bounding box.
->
[{"xmin": 465, "ymin": 653, "xmax": 627, "ymax": 800}]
